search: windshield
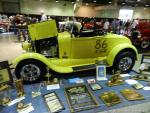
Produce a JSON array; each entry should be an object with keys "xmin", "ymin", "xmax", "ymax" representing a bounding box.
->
[{"xmin": 59, "ymin": 21, "xmax": 81, "ymax": 33}]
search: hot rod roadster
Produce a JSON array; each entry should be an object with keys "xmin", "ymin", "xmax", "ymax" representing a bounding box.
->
[{"xmin": 13, "ymin": 19, "xmax": 138, "ymax": 83}]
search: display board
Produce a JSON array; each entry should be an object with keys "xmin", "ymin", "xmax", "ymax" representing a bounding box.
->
[{"xmin": 65, "ymin": 84, "xmax": 99, "ymax": 112}]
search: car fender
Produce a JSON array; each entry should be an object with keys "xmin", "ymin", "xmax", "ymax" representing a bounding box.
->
[
  {"xmin": 107, "ymin": 43, "xmax": 138, "ymax": 66},
  {"xmin": 12, "ymin": 52, "xmax": 73, "ymax": 73}
]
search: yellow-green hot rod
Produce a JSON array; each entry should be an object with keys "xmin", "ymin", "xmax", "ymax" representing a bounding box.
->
[{"xmin": 13, "ymin": 19, "xmax": 138, "ymax": 83}]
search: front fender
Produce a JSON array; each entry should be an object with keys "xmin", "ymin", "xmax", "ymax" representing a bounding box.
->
[
  {"xmin": 12, "ymin": 53, "xmax": 73, "ymax": 73},
  {"xmin": 107, "ymin": 43, "xmax": 138, "ymax": 66}
]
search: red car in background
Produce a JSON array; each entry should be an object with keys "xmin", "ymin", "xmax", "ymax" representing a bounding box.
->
[
  {"xmin": 82, "ymin": 18, "xmax": 104, "ymax": 30},
  {"xmin": 136, "ymin": 22, "xmax": 150, "ymax": 49}
]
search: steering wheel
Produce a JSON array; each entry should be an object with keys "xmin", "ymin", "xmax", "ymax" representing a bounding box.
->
[{"xmin": 71, "ymin": 24, "xmax": 79, "ymax": 37}]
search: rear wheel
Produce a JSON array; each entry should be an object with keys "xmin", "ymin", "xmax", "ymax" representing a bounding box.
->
[
  {"xmin": 114, "ymin": 52, "xmax": 136, "ymax": 72},
  {"xmin": 141, "ymin": 39, "xmax": 150, "ymax": 49},
  {"xmin": 15, "ymin": 60, "xmax": 47, "ymax": 84}
]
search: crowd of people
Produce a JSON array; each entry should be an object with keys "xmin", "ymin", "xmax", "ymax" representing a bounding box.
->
[
  {"xmin": 0, "ymin": 14, "xmax": 39, "ymax": 41},
  {"xmin": 0, "ymin": 13, "xmax": 150, "ymax": 42},
  {"xmin": 93, "ymin": 18, "xmax": 141, "ymax": 35}
]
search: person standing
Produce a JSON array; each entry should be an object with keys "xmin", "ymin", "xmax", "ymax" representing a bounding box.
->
[
  {"xmin": 41, "ymin": 12, "xmax": 47, "ymax": 22},
  {"xmin": 131, "ymin": 19, "xmax": 139, "ymax": 30},
  {"xmin": 103, "ymin": 19, "xmax": 110, "ymax": 32}
]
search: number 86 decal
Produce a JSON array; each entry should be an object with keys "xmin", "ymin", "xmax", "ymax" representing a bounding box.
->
[{"xmin": 95, "ymin": 40, "xmax": 107, "ymax": 49}]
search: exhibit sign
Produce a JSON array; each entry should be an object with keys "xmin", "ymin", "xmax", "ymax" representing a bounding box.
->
[{"xmin": 96, "ymin": 65, "xmax": 107, "ymax": 81}]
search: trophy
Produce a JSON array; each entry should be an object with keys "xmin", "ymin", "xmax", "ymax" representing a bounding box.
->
[
  {"xmin": 107, "ymin": 70, "xmax": 124, "ymax": 86},
  {"xmin": 45, "ymin": 72, "xmax": 52, "ymax": 85},
  {"xmin": 45, "ymin": 68, "xmax": 58, "ymax": 85},
  {"xmin": 14, "ymin": 79, "xmax": 25, "ymax": 97},
  {"xmin": 31, "ymin": 83, "xmax": 42, "ymax": 98},
  {"xmin": 0, "ymin": 85, "xmax": 11, "ymax": 106}
]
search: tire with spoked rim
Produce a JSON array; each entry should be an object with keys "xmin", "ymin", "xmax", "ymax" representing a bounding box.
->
[
  {"xmin": 113, "ymin": 52, "xmax": 136, "ymax": 72},
  {"xmin": 15, "ymin": 60, "xmax": 47, "ymax": 84},
  {"xmin": 140, "ymin": 39, "xmax": 150, "ymax": 49}
]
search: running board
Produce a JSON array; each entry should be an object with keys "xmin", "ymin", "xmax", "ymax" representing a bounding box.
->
[
  {"xmin": 72, "ymin": 64, "xmax": 110, "ymax": 72},
  {"xmin": 72, "ymin": 64, "xmax": 96, "ymax": 72}
]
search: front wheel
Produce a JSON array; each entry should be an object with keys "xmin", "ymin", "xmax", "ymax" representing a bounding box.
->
[
  {"xmin": 15, "ymin": 60, "xmax": 47, "ymax": 84},
  {"xmin": 113, "ymin": 52, "xmax": 136, "ymax": 72}
]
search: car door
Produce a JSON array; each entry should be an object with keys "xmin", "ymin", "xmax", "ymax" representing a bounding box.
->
[{"xmin": 71, "ymin": 36, "xmax": 109, "ymax": 59}]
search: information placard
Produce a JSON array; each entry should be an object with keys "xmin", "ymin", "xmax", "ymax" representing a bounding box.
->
[{"xmin": 96, "ymin": 65, "xmax": 107, "ymax": 81}]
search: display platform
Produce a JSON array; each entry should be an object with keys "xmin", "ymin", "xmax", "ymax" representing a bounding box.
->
[{"xmin": 1, "ymin": 71, "xmax": 150, "ymax": 113}]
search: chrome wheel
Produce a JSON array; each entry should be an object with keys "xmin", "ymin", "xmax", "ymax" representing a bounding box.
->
[
  {"xmin": 141, "ymin": 40, "xmax": 149, "ymax": 49},
  {"xmin": 20, "ymin": 64, "xmax": 40, "ymax": 82},
  {"xmin": 118, "ymin": 57, "xmax": 133, "ymax": 71}
]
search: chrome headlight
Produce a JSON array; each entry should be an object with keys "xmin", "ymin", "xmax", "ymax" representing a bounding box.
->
[{"xmin": 22, "ymin": 41, "xmax": 31, "ymax": 51}]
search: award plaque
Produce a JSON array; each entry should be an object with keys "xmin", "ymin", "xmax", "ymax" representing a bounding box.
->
[
  {"xmin": 121, "ymin": 89, "xmax": 144, "ymax": 100},
  {"xmin": 14, "ymin": 79, "xmax": 25, "ymax": 97},
  {"xmin": 100, "ymin": 91, "xmax": 121, "ymax": 106},
  {"xmin": 65, "ymin": 84, "xmax": 99, "ymax": 113},
  {"xmin": 43, "ymin": 92, "xmax": 64, "ymax": 113}
]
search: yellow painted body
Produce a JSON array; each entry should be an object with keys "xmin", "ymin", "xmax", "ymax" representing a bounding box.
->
[
  {"xmin": 13, "ymin": 20, "xmax": 138, "ymax": 73},
  {"xmin": 28, "ymin": 20, "xmax": 58, "ymax": 41}
]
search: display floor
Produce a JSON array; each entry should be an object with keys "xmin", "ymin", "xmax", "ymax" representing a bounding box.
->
[
  {"xmin": 0, "ymin": 33, "xmax": 25, "ymax": 61},
  {"xmin": 1, "ymin": 71, "xmax": 150, "ymax": 113}
]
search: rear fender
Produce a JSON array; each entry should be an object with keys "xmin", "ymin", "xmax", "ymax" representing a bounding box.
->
[{"xmin": 107, "ymin": 43, "xmax": 138, "ymax": 66}]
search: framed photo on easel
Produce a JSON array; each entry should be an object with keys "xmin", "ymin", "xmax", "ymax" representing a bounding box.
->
[{"xmin": 96, "ymin": 65, "xmax": 107, "ymax": 81}]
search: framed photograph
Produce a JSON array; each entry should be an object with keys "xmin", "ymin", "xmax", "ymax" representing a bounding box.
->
[
  {"xmin": 90, "ymin": 83, "xmax": 102, "ymax": 91},
  {"xmin": 100, "ymin": 91, "xmax": 121, "ymax": 106},
  {"xmin": 96, "ymin": 65, "xmax": 107, "ymax": 81},
  {"xmin": 0, "ymin": 61, "xmax": 13, "ymax": 85},
  {"xmin": 43, "ymin": 92, "xmax": 65, "ymax": 113},
  {"xmin": 65, "ymin": 84, "xmax": 99, "ymax": 113},
  {"xmin": 121, "ymin": 89, "xmax": 144, "ymax": 100}
]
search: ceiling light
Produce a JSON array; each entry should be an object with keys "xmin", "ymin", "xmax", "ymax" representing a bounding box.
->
[
  {"xmin": 144, "ymin": 8, "xmax": 146, "ymax": 10},
  {"xmin": 109, "ymin": 1, "xmax": 112, "ymax": 4},
  {"xmin": 137, "ymin": 0, "xmax": 141, "ymax": 2},
  {"xmin": 122, "ymin": 2, "xmax": 126, "ymax": 5},
  {"xmin": 72, "ymin": 2, "xmax": 75, "ymax": 4},
  {"xmin": 93, "ymin": 0, "xmax": 96, "ymax": 2},
  {"xmin": 56, "ymin": 0, "xmax": 59, "ymax": 2},
  {"xmin": 86, "ymin": 3, "xmax": 89, "ymax": 5}
]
